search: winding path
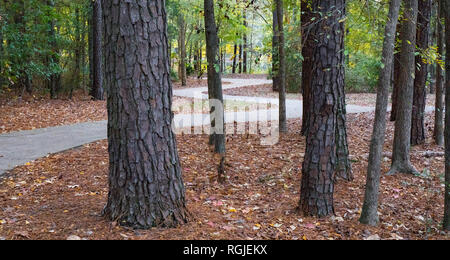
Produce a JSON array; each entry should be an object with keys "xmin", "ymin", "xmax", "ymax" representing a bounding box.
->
[{"xmin": 0, "ymin": 78, "xmax": 427, "ymax": 175}]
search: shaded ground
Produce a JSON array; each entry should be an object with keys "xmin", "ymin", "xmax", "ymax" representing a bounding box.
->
[{"xmin": 0, "ymin": 112, "xmax": 448, "ymax": 240}]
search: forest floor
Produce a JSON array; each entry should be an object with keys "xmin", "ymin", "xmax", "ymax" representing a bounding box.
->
[
  {"xmin": 0, "ymin": 80, "xmax": 266, "ymax": 134},
  {"xmin": 0, "ymin": 111, "xmax": 448, "ymax": 240}
]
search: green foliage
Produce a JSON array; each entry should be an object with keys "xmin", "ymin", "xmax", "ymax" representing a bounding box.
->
[
  {"xmin": 345, "ymin": 0, "xmax": 389, "ymax": 93},
  {"xmin": 346, "ymin": 52, "xmax": 382, "ymax": 93},
  {"xmin": 284, "ymin": 1, "xmax": 302, "ymax": 93},
  {"xmin": 186, "ymin": 63, "xmax": 195, "ymax": 76},
  {"xmin": 0, "ymin": 0, "xmax": 90, "ymax": 96},
  {"xmin": 170, "ymin": 68, "xmax": 179, "ymax": 82}
]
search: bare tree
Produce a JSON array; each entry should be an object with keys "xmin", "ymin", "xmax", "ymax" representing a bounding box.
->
[
  {"xmin": 360, "ymin": 0, "xmax": 401, "ymax": 226},
  {"xmin": 387, "ymin": 0, "xmax": 420, "ymax": 176}
]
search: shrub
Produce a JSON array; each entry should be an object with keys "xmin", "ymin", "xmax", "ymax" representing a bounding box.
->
[{"xmin": 345, "ymin": 52, "xmax": 382, "ymax": 93}]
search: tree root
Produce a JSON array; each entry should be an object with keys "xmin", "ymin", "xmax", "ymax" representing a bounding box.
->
[{"xmin": 386, "ymin": 162, "xmax": 419, "ymax": 176}]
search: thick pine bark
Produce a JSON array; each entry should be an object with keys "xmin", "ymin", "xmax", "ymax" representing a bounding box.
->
[
  {"xmin": 90, "ymin": 0, "xmax": 104, "ymax": 101},
  {"xmin": 299, "ymin": 0, "xmax": 346, "ymax": 217},
  {"xmin": 360, "ymin": 0, "xmax": 401, "ymax": 226},
  {"xmin": 388, "ymin": 0, "xmax": 420, "ymax": 176},
  {"xmin": 102, "ymin": 0, "xmax": 189, "ymax": 229},
  {"xmin": 411, "ymin": 0, "xmax": 432, "ymax": 146},
  {"xmin": 272, "ymin": 8, "xmax": 280, "ymax": 91},
  {"xmin": 435, "ymin": 0, "xmax": 445, "ymax": 146},
  {"xmin": 443, "ymin": 0, "xmax": 450, "ymax": 231},
  {"xmin": 204, "ymin": 0, "xmax": 226, "ymax": 156},
  {"xmin": 276, "ymin": 0, "xmax": 287, "ymax": 133},
  {"xmin": 301, "ymin": 0, "xmax": 313, "ymax": 136}
]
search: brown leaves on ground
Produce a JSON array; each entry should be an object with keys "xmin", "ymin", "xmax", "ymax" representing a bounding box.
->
[
  {"xmin": 0, "ymin": 98, "xmax": 107, "ymax": 134},
  {"xmin": 172, "ymin": 77, "xmax": 231, "ymax": 90},
  {"xmin": 0, "ymin": 112, "xmax": 448, "ymax": 240}
]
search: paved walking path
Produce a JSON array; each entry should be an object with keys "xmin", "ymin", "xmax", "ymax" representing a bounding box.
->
[{"xmin": 0, "ymin": 78, "xmax": 434, "ymax": 175}]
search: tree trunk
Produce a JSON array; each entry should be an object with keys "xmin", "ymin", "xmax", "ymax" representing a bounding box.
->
[
  {"xmin": 360, "ymin": 0, "xmax": 401, "ymax": 226},
  {"xmin": 243, "ymin": 11, "xmax": 248, "ymax": 74},
  {"xmin": 391, "ymin": 21, "xmax": 402, "ymax": 122},
  {"xmin": 443, "ymin": 0, "xmax": 450, "ymax": 231},
  {"xmin": 388, "ymin": 0, "xmax": 419, "ymax": 176},
  {"xmin": 335, "ymin": 3, "xmax": 352, "ymax": 181},
  {"xmin": 238, "ymin": 41, "xmax": 243, "ymax": 74},
  {"xmin": 301, "ymin": 0, "xmax": 314, "ymax": 136},
  {"xmin": 411, "ymin": 0, "xmax": 432, "ymax": 146},
  {"xmin": 102, "ymin": 0, "xmax": 189, "ymax": 229},
  {"xmin": 276, "ymin": 0, "xmax": 287, "ymax": 133},
  {"xmin": 90, "ymin": 0, "xmax": 104, "ymax": 100},
  {"xmin": 14, "ymin": 0, "xmax": 32, "ymax": 95},
  {"xmin": 232, "ymin": 43, "xmax": 238, "ymax": 74},
  {"xmin": 204, "ymin": 0, "xmax": 226, "ymax": 156},
  {"xmin": 47, "ymin": 0, "xmax": 60, "ymax": 100},
  {"xmin": 178, "ymin": 15, "xmax": 187, "ymax": 86},
  {"xmin": 298, "ymin": 0, "xmax": 346, "ymax": 217},
  {"xmin": 73, "ymin": 7, "xmax": 81, "ymax": 97},
  {"xmin": 0, "ymin": 12, "xmax": 4, "ymax": 88},
  {"xmin": 272, "ymin": 8, "xmax": 280, "ymax": 91},
  {"xmin": 435, "ymin": 0, "xmax": 445, "ymax": 146}
]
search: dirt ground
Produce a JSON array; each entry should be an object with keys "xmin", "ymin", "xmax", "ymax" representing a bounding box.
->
[{"xmin": 0, "ymin": 112, "xmax": 448, "ymax": 240}]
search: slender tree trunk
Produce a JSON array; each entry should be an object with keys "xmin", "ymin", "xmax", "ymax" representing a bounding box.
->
[
  {"xmin": 391, "ymin": 21, "xmax": 402, "ymax": 122},
  {"xmin": 102, "ymin": 0, "xmax": 189, "ymax": 228},
  {"xmin": 335, "ymin": 3, "xmax": 352, "ymax": 181},
  {"xmin": 14, "ymin": 0, "xmax": 32, "ymax": 95},
  {"xmin": 411, "ymin": 0, "xmax": 432, "ymax": 146},
  {"xmin": 178, "ymin": 15, "xmax": 187, "ymax": 86},
  {"xmin": 238, "ymin": 41, "xmax": 243, "ymax": 74},
  {"xmin": 0, "ymin": 12, "xmax": 4, "ymax": 88},
  {"xmin": 73, "ymin": 7, "xmax": 81, "ymax": 98},
  {"xmin": 81, "ymin": 12, "xmax": 88, "ymax": 94},
  {"xmin": 272, "ymin": 8, "xmax": 280, "ymax": 91},
  {"xmin": 435, "ymin": 0, "xmax": 445, "ymax": 146},
  {"xmin": 301, "ymin": 0, "xmax": 314, "ymax": 136},
  {"xmin": 194, "ymin": 42, "xmax": 199, "ymax": 74},
  {"xmin": 429, "ymin": 0, "xmax": 438, "ymax": 95},
  {"xmin": 443, "ymin": 0, "xmax": 450, "ymax": 231},
  {"xmin": 232, "ymin": 43, "xmax": 238, "ymax": 74},
  {"xmin": 243, "ymin": 11, "xmax": 248, "ymax": 74},
  {"xmin": 204, "ymin": 0, "xmax": 226, "ymax": 156},
  {"xmin": 388, "ymin": 0, "xmax": 420, "ymax": 176},
  {"xmin": 298, "ymin": 0, "xmax": 346, "ymax": 217},
  {"xmin": 88, "ymin": 2, "xmax": 94, "ymax": 96},
  {"xmin": 360, "ymin": 0, "xmax": 401, "ymax": 226},
  {"xmin": 47, "ymin": 0, "xmax": 60, "ymax": 100},
  {"xmin": 276, "ymin": 0, "xmax": 287, "ymax": 133},
  {"xmin": 90, "ymin": 0, "xmax": 104, "ymax": 100}
]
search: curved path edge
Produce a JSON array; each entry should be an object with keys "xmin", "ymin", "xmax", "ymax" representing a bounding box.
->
[{"xmin": 0, "ymin": 78, "xmax": 435, "ymax": 175}]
